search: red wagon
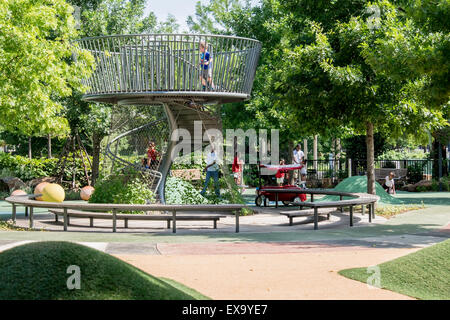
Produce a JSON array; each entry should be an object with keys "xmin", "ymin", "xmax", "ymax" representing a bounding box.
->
[{"xmin": 255, "ymin": 163, "xmax": 307, "ymax": 207}]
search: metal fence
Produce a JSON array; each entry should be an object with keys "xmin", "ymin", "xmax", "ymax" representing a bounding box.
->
[{"xmin": 304, "ymin": 159, "xmax": 443, "ymax": 181}]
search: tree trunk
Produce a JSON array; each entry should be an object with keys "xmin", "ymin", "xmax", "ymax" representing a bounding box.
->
[
  {"xmin": 431, "ymin": 132, "xmax": 448, "ymax": 180},
  {"xmin": 91, "ymin": 133, "xmax": 102, "ymax": 186},
  {"xmin": 366, "ymin": 122, "xmax": 375, "ymax": 195},
  {"xmin": 47, "ymin": 134, "xmax": 52, "ymax": 158},
  {"xmin": 28, "ymin": 137, "xmax": 32, "ymax": 159},
  {"xmin": 303, "ymin": 139, "xmax": 308, "ymax": 159}
]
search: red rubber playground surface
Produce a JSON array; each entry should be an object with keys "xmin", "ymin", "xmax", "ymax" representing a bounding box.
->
[{"xmin": 116, "ymin": 241, "xmax": 418, "ymax": 300}]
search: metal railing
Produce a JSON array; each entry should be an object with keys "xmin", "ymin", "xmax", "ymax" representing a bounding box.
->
[{"xmin": 76, "ymin": 34, "xmax": 261, "ymax": 104}]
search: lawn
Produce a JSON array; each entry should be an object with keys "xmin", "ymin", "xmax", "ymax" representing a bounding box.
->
[
  {"xmin": 339, "ymin": 239, "xmax": 450, "ymax": 300},
  {"xmin": 0, "ymin": 241, "xmax": 209, "ymax": 300}
]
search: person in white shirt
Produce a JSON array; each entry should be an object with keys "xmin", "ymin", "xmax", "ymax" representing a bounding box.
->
[
  {"xmin": 383, "ymin": 172, "xmax": 396, "ymax": 194},
  {"xmin": 292, "ymin": 144, "xmax": 306, "ymax": 185},
  {"xmin": 200, "ymin": 147, "xmax": 220, "ymax": 197}
]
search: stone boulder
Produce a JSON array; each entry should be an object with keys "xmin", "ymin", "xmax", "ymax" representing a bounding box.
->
[
  {"xmin": 414, "ymin": 180, "xmax": 432, "ymax": 189},
  {"xmin": 0, "ymin": 177, "xmax": 26, "ymax": 192},
  {"xmin": 27, "ymin": 177, "xmax": 57, "ymax": 189}
]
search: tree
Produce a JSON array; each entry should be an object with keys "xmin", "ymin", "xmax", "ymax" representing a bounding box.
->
[
  {"xmin": 218, "ymin": 0, "xmax": 448, "ymax": 194},
  {"xmin": 187, "ymin": 0, "xmax": 249, "ymax": 34},
  {"xmin": 0, "ymin": 0, "xmax": 93, "ymax": 152}
]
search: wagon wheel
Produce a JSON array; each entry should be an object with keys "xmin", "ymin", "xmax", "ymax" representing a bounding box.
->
[
  {"xmin": 255, "ymin": 195, "xmax": 263, "ymax": 207},
  {"xmin": 292, "ymin": 196, "xmax": 302, "ymax": 204}
]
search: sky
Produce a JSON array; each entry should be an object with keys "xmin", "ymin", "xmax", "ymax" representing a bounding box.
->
[{"xmin": 144, "ymin": 0, "xmax": 260, "ymax": 32}]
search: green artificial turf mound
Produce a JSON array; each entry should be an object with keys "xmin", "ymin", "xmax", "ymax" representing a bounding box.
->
[
  {"xmin": 319, "ymin": 176, "xmax": 404, "ymax": 205},
  {"xmin": 339, "ymin": 239, "xmax": 450, "ymax": 300},
  {"xmin": 0, "ymin": 241, "xmax": 209, "ymax": 300}
]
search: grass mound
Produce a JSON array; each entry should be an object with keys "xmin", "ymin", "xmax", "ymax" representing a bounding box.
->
[
  {"xmin": 319, "ymin": 176, "xmax": 404, "ymax": 205},
  {"xmin": 0, "ymin": 241, "xmax": 209, "ymax": 300},
  {"xmin": 339, "ymin": 239, "xmax": 450, "ymax": 300}
]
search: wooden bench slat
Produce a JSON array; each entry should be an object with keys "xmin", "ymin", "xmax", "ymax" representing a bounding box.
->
[{"xmin": 48, "ymin": 209, "xmax": 226, "ymax": 220}]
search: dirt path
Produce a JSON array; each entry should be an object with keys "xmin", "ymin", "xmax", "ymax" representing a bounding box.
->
[{"xmin": 116, "ymin": 246, "xmax": 418, "ymax": 300}]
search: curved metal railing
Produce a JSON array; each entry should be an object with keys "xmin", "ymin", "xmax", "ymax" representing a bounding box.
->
[
  {"xmin": 76, "ymin": 34, "xmax": 261, "ymax": 104},
  {"xmin": 106, "ymin": 117, "xmax": 169, "ymax": 195}
]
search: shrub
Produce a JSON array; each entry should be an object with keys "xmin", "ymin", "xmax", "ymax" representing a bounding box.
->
[
  {"xmin": 165, "ymin": 176, "xmax": 209, "ymax": 205},
  {"xmin": 89, "ymin": 175, "xmax": 155, "ymax": 213},
  {"xmin": 0, "ymin": 152, "xmax": 92, "ymax": 185},
  {"xmin": 407, "ymin": 162, "xmax": 425, "ymax": 184}
]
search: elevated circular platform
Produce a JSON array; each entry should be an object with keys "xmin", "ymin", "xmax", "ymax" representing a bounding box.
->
[{"xmin": 77, "ymin": 34, "xmax": 261, "ymax": 105}]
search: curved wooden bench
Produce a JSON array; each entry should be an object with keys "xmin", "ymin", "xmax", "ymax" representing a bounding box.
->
[
  {"xmin": 48, "ymin": 209, "xmax": 225, "ymax": 230},
  {"xmin": 275, "ymin": 190, "xmax": 379, "ymax": 229},
  {"xmin": 5, "ymin": 195, "xmax": 244, "ymax": 233}
]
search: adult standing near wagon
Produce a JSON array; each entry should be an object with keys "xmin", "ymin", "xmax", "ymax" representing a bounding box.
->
[
  {"xmin": 291, "ymin": 144, "xmax": 305, "ymax": 185},
  {"xmin": 201, "ymin": 146, "xmax": 221, "ymax": 197}
]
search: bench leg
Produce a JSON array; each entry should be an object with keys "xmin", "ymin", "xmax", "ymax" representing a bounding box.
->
[
  {"xmin": 167, "ymin": 220, "xmax": 171, "ymax": 229},
  {"xmin": 327, "ymin": 213, "xmax": 330, "ymax": 220},
  {"xmin": 90, "ymin": 217, "xmax": 94, "ymax": 227},
  {"xmin": 371, "ymin": 203, "xmax": 375, "ymax": 219},
  {"xmin": 63, "ymin": 208, "xmax": 68, "ymax": 231},
  {"xmin": 29, "ymin": 207, "xmax": 34, "ymax": 229},
  {"xmin": 314, "ymin": 207, "xmax": 318, "ymax": 230},
  {"xmin": 213, "ymin": 220, "xmax": 217, "ymax": 229},
  {"xmin": 235, "ymin": 210, "xmax": 240, "ymax": 233},
  {"xmin": 172, "ymin": 211, "xmax": 176, "ymax": 233},
  {"xmin": 112, "ymin": 209, "xmax": 117, "ymax": 232},
  {"xmin": 55, "ymin": 214, "xmax": 59, "ymax": 223},
  {"xmin": 289, "ymin": 217, "xmax": 293, "ymax": 226},
  {"xmin": 12, "ymin": 204, "xmax": 16, "ymax": 223},
  {"xmin": 67, "ymin": 216, "xmax": 70, "ymax": 226},
  {"xmin": 275, "ymin": 193, "xmax": 279, "ymax": 208},
  {"xmin": 362, "ymin": 204, "xmax": 365, "ymax": 215},
  {"xmin": 25, "ymin": 207, "xmax": 28, "ymax": 217},
  {"xmin": 340, "ymin": 196, "xmax": 343, "ymax": 212},
  {"xmin": 350, "ymin": 205, "xmax": 354, "ymax": 227},
  {"xmin": 124, "ymin": 219, "xmax": 128, "ymax": 228}
]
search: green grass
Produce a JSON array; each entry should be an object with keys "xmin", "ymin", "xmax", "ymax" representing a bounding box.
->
[
  {"xmin": 319, "ymin": 176, "xmax": 404, "ymax": 205},
  {"xmin": 0, "ymin": 241, "xmax": 209, "ymax": 300},
  {"xmin": 339, "ymin": 239, "xmax": 450, "ymax": 300}
]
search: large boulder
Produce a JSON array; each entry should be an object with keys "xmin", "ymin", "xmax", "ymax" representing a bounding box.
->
[
  {"xmin": 414, "ymin": 180, "xmax": 432, "ymax": 189},
  {"xmin": 0, "ymin": 177, "xmax": 26, "ymax": 192},
  {"xmin": 27, "ymin": 177, "xmax": 57, "ymax": 189}
]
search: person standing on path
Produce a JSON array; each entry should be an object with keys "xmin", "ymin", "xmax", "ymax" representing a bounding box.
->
[{"xmin": 201, "ymin": 147, "xmax": 220, "ymax": 197}]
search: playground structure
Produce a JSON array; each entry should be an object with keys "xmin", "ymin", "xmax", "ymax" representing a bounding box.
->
[{"xmin": 76, "ymin": 34, "xmax": 261, "ymax": 202}]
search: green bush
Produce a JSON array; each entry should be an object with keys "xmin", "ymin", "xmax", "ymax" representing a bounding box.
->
[
  {"xmin": 89, "ymin": 175, "xmax": 155, "ymax": 213},
  {"xmin": 165, "ymin": 176, "xmax": 209, "ymax": 205},
  {"xmin": 0, "ymin": 152, "xmax": 92, "ymax": 185},
  {"xmin": 407, "ymin": 162, "xmax": 425, "ymax": 184}
]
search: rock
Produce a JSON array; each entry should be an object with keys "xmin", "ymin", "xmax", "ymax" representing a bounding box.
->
[
  {"xmin": 0, "ymin": 177, "xmax": 26, "ymax": 192},
  {"xmin": 0, "ymin": 180, "xmax": 9, "ymax": 193},
  {"xmin": 27, "ymin": 177, "xmax": 57, "ymax": 188},
  {"xmin": 414, "ymin": 180, "xmax": 432, "ymax": 188}
]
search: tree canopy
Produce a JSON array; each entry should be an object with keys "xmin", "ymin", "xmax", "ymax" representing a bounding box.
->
[{"xmin": 0, "ymin": 0, "xmax": 93, "ymax": 136}]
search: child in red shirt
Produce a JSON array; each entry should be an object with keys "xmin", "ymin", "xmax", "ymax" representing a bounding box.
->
[{"xmin": 275, "ymin": 159, "xmax": 287, "ymax": 186}]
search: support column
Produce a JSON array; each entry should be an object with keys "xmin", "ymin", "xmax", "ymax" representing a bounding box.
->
[
  {"xmin": 158, "ymin": 103, "xmax": 177, "ymax": 204},
  {"xmin": 313, "ymin": 135, "xmax": 318, "ymax": 170}
]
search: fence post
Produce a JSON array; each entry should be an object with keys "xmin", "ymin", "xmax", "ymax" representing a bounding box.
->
[{"xmin": 348, "ymin": 158, "xmax": 352, "ymax": 178}]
